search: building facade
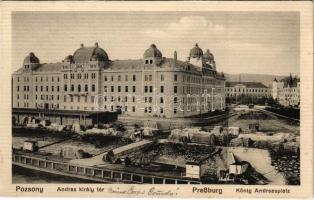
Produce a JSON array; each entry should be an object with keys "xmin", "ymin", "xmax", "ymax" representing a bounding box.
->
[
  {"xmin": 272, "ymin": 75, "xmax": 300, "ymax": 108},
  {"xmin": 225, "ymin": 82, "xmax": 271, "ymax": 98},
  {"xmin": 225, "ymin": 82, "xmax": 271, "ymax": 105},
  {"xmin": 12, "ymin": 43, "xmax": 225, "ymax": 118}
]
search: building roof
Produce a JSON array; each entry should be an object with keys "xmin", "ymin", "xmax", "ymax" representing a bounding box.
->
[
  {"xmin": 280, "ymin": 75, "xmax": 300, "ymax": 88},
  {"xmin": 190, "ymin": 43, "xmax": 203, "ymax": 58},
  {"xmin": 203, "ymin": 49, "xmax": 214, "ymax": 60},
  {"xmin": 226, "ymin": 81, "xmax": 268, "ymax": 88},
  {"xmin": 73, "ymin": 43, "xmax": 109, "ymax": 63},
  {"xmin": 143, "ymin": 44, "xmax": 162, "ymax": 58},
  {"xmin": 108, "ymin": 59, "xmax": 143, "ymax": 70},
  {"xmin": 35, "ymin": 63, "xmax": 63, "ymax": 72},
  {"xmin": 23, "ymin": 52, "xmax": 40, "ymax": 64}
]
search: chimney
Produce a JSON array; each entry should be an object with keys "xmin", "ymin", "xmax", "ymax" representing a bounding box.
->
[
  {"xmin": 80, "ymin": 43, "xmax": 84, "ymax": 48},
  {"xmin": 95, "ymin": 42, "xmax": 98, "ymax": 47},
  {"xmin": 173, "ymin": 51, "xmax": 177, "ymax": 66}
]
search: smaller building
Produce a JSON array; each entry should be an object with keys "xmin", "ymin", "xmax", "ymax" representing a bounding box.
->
[
  {"xmin": 225, "ymin": 82, "xmax": 271, "ymax": 105},
  {"xmin": 23, "ymin": 140, "xmax": 39, "ymax": 152},
  {"xmin": 185, "ymin": 161, "xmax": 207, "ymax": 179},
  {"xmin": 272, "ymin": 75, "xmax": 300, "ymax": 108}
]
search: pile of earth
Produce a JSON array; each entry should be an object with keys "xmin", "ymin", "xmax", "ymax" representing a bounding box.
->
[{"xmin": 126, "ymin": 142, "xmax": 216, "ymax": 165}]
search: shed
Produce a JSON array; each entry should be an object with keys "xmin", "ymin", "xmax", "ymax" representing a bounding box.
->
[{"xmin": 23, "ymin": 140, "xmax": 39, "ymax": 152}]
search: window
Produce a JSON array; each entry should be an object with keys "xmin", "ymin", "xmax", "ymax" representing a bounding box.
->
[
  {"xmin": 118, "ymin": 86, "xmax": 121, "ymax": 92},
  {"xmin": 149, "ymin": 75, "xmax": 152, "ymax": 81},
  {"xmin": 104, "ymin": 76, "xmax": 107, "ymax": 81},
  {"xmin": 92, "ymin": 84, "xmax": 95, "ymax": 92},
  {"xmin": 125, "ymin": 86, "xmax": 128, "ymax": 92},
  {"xmin": 150, "ymin": 60, "xmax": 153, "ymax": 64},
  {"xmin": 133, "ymin": 75, "xmax": 136, "ymax": 81},
  {"xmin": 174, "ymin": 97, "xmax": 178, "ymax": 103},
  {"xmin": 161, "ymin": 74, "xmax": 164, "ymax": 82},
  {"xmin": 57, "ymin": 86, "xmax": 60, "ymax": 92},
  {"xmin": 144, "ymin": 86, "xmax": 148, "ymax": 93},
  {"xmin": 78, "ymin": 85, "xmax": 81, "ymax": 92},
  {"xmin": 132, "ymin": 106, "xmax": 135, "ymax": 112},
  {"xmin": 78, "ymin": 96, "xmax": 80, "ymax": 102},
  {"xmin": 148, "ymin": 107, "xmax": 152, "ymax": 113},
  {"xmin": 160, "ymin": 107, "xmax": 163, "ymax": 114},
  {"xmin": 149, "ymin": 86, "xmax": 153, "ymax": 93},
  {"xmin": 51, "ymin": 86, "xmax": 54, "ymax": 92},
  {"xmin": 118, "ymin": 75, "xmax": 121, "ymax": 81},
  {"xmin": 64, "ymin": 85, "xmax": 67, "ymax": 91},
  {"xmin": 132, "ymin": 96, "xmax": 135, "ymax": 102},
  {"xmin": 144, "ymin": 107, "xmax": 147, "ymax": 113},
  {"xmin": 85, "ymin": 85, "xmax": 88, "ymax": 92},
  {"xmin": 125, "ymin": 75, "xmax": 128, "ymax": 81},
  {"xmin": 17, "ymin": 86, "xmax": 19, "ymax": 91},
  {"xmin": 111, "ymin": 76, "xmax": 114, "ymax": 81},
  {"xmin": 104, "ymin": 86, "xmax": 107, "ymax": 92},
  {"xmin": 145, "ymin": 75, "xmax": 148, "ymax": 81},
  {"xmin": 174, "ymin": 86, "xmax": 177, "ymax": 93},
  {"xmin": 174, "ymin": 108, "xmax": 177, "ymax": 114},
  {"xmin": 111, "ymin": 86, "xmax": 114, "ymax": 92},
  {"xmin": 174, "ymin": 74, "xmax": 178, "ymax": 82},
  {"xmin": 46, "ymin": 86, "xmax": 49, "ymax": 92},
  {"xmin": 160, "ymin": 86, "xmax": 164, "ymax": 93},
  {"xmin": 149, "ymin": 97, "xmax": 152, "ymax": 103},
  {"xmin": 125, "ymin": 96, "xmax": 128, "ymax": 102},
  {"xmin": 52, "ymin": 77, "xmax": 54, "ymax": 82},
  {"xmin": 144, "ymin": 97, "xmax": 148, "ymax": 103},
  {"xmin": 160, "ymin": 97, "xmax": 164, "ymax": 103},
  {"xmin": 132, "ymin": 86, "xmax": 136, "ymax": 93},
  {"xmin": 145, "ymin": 60, "xmax": 148, "ymax": 64},
  {"xmin": 71, "ymin": 84, "xmax": 74, "ymax": 92},
  {"xmin": 41, "ymin": 86, "xmax": 43, "ymax": 92}
]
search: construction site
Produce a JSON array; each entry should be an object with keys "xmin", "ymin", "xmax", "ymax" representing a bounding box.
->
[{"xmin": 12, "ymin": 106, "xmax": 300, "ymax": 185}]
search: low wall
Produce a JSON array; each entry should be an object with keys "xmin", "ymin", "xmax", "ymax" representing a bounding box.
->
[{"xmin": 12, "ymin": 153, "xmax": 201, "ymax": 184}]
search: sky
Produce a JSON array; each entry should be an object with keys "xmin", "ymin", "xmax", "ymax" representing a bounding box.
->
[{"xmin": 12, "ymin": 11, "xmax": 300, "ymax": 76}]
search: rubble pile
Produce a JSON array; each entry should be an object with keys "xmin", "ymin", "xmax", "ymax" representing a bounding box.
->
[
  {"xmin": 126, "ymin": 143, "xmax": 216, "ymax": 165},
  {"xmin": 270, "ymin": 152, "xmax": 300, "ymax": 185}
]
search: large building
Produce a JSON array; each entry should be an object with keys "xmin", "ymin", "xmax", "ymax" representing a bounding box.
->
[
  {"xmin": 224, "ymin": 82, "xmax": 271, "ymax": 105},
  {"xmin": 225, "ymin": 82, "xmax": 271, "ymax": 98},
  {"xmin": 272, "ymin": 75, "xmax": 300, "ymax": 108},
  {"xmin": 12, "ymin": 43, "xmax": 225, "ymax": 118}
]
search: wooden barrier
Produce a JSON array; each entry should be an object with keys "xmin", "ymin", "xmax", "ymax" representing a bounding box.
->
[{"xmin": 12, "ymin": 153, "xmax": 201, "ymax": 184}]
